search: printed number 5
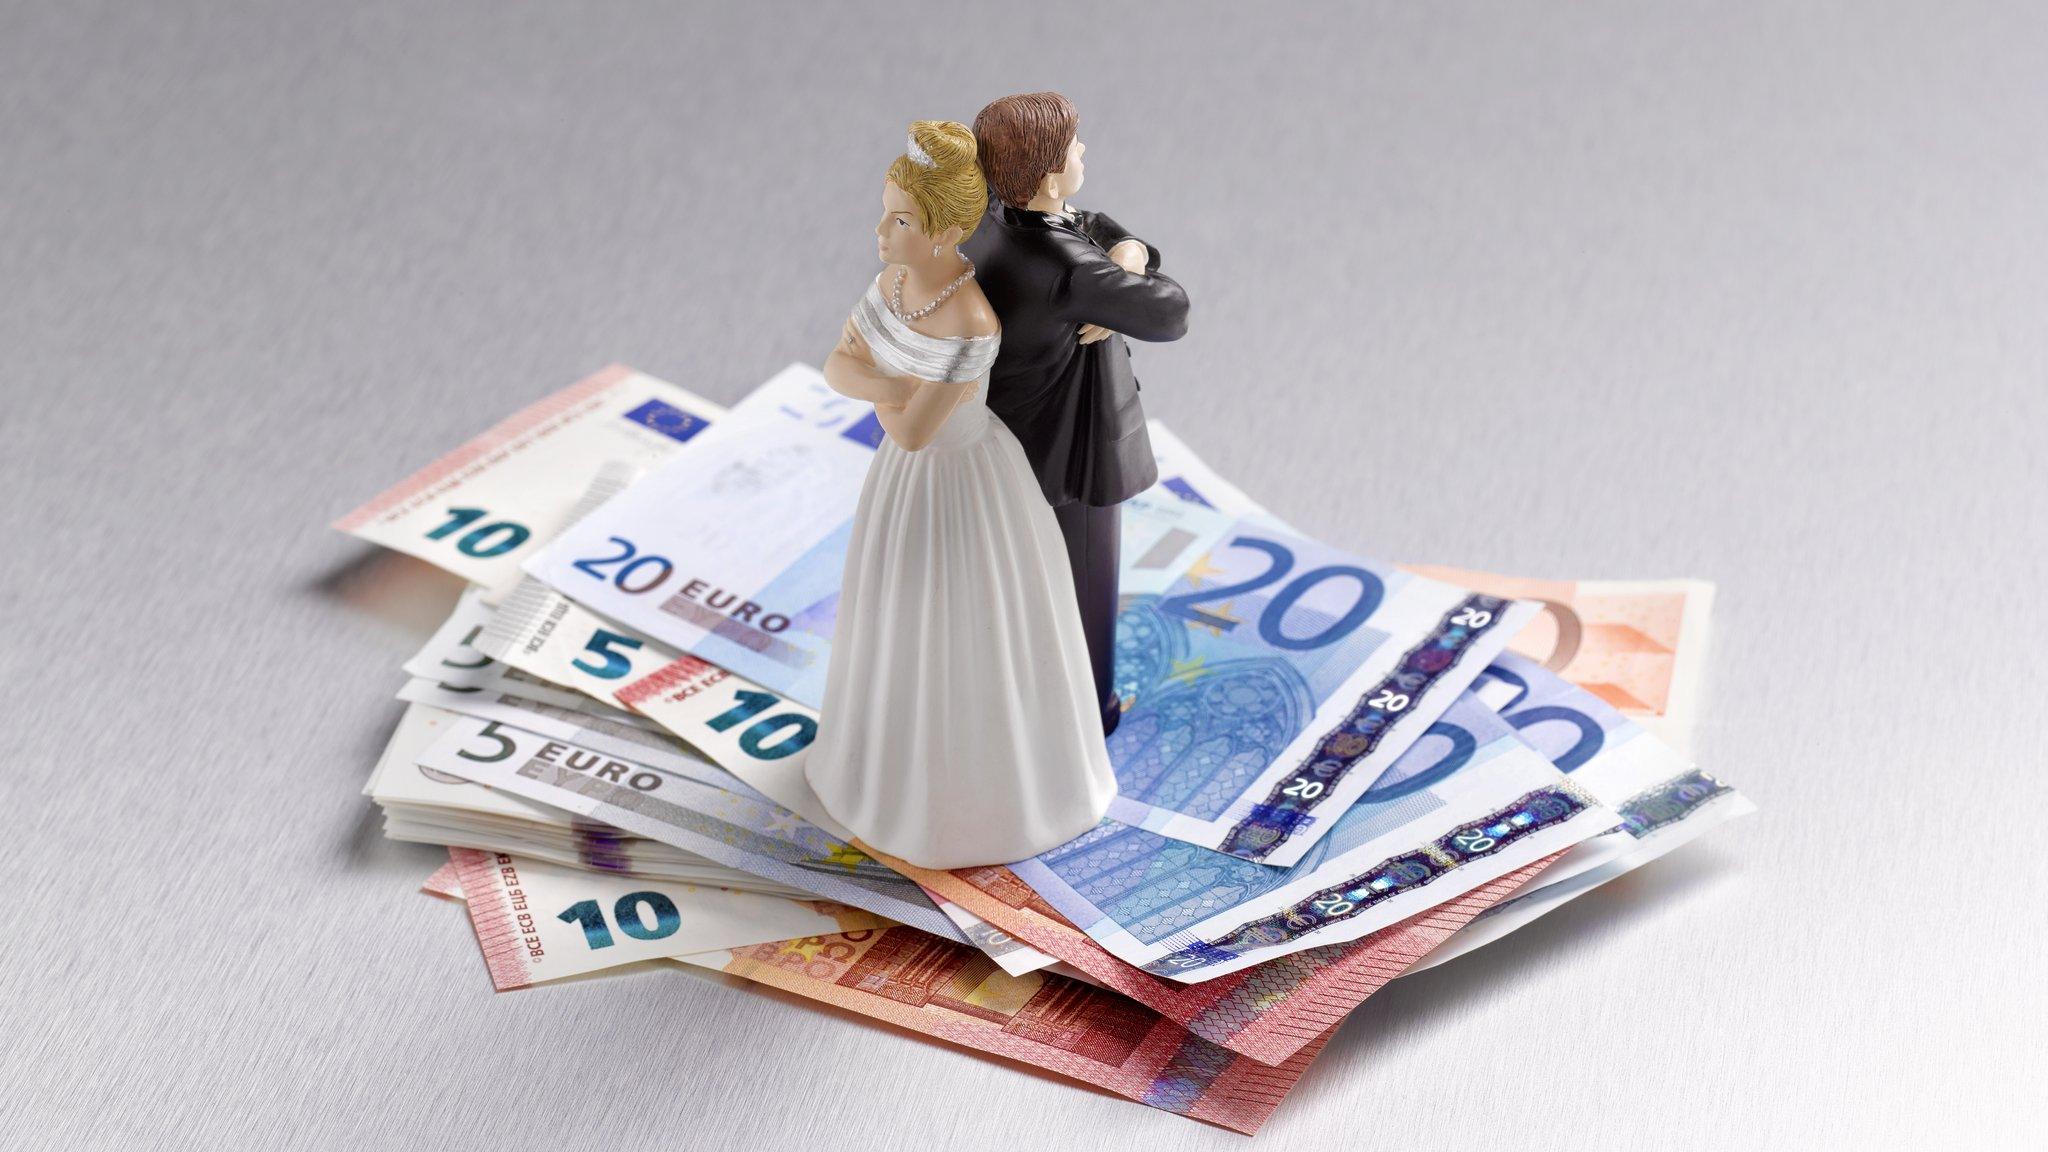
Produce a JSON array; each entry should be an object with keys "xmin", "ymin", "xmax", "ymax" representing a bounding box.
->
[
  {"xmin": 572, "ymin": 630, "xmax": 644, "ymax": 680},
  {"xmin": 457, "ymin": 721, "xmax": 516, "ymax": 763}
]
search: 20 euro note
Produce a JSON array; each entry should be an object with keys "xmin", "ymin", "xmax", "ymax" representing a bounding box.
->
[
  {"xmin": 416, "ymin": 713, "xmax": 966, "ymax": 943},
  {"xmin": 1145, "ymin": 424, "xmax": 1718, "ymax": 757},
  {"xmin": 671, "ymin": 926, "xmax": 1329, "ymax": 1134},
  {"xmin": 872, "ymin": 846, "xmax": 1559, "ymax": 1068},
  {"xmin": 436, "ymin": 847, "xmax": 886, "ymax": 991},
  {"xmin": 1405, "ymin": 652, "xmax": 1754, "ymax": 972},
  {"xmin": 1098, "ymin": 523, "xmax": 1542, "ymax": 865},
  {"xmin": 522, "ymin": 385, "xmax": 1237, "ymax": 708},
  {"xmin": 529, "ymin": 405, "xmax": 1539, "ymax": 864},
  {"xmin": 1475, "ymin": 651, "xmax": 1752, "ymax": 898},
  {"xmin": 1006, "ymin": 693, "xmax": 1618, "ymax": 981}
]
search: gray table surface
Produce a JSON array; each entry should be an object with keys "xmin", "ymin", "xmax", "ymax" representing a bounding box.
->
[{"xmin": 5, "ymin": 2, "xmax": 2043, "ymax": 1148}]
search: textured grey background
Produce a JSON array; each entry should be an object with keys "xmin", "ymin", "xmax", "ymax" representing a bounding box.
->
[{"xmin": 3, "ymin": 2, "xmax": 2043, "ymax": 1148}]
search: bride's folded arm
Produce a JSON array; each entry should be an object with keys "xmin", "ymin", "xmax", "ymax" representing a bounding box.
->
[
  {"xmin": 873, "ymin": 378, "xmax": 973, "ymax": 452},
  {"xmin": 824, "ymin": 328, "xmax": 918, "ymax": 408}
]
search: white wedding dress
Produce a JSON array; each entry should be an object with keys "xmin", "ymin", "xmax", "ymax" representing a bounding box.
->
[{"xmin": 804, "ymin": 278, "xmax": 1117, "ymax": 870}]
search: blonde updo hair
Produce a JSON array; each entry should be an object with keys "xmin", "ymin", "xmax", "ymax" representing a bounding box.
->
[{"xmin": 887, "ymin": 120, "xmax": 986, "ymax": 242}]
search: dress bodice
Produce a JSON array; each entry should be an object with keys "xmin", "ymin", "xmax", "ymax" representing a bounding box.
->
[{"xmin": 850, "ymin": 276, "xmax": 1000, "ymax": 451}]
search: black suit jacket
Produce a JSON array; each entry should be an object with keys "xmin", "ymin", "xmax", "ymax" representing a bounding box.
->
[{"xmin": 963, "ymin": 201, "xmax": 1190, "ymax": 507}]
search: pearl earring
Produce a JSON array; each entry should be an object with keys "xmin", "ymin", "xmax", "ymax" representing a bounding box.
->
[{"xmin": 932, "ymin": 244, "xmax": 942, "ymax": 258}]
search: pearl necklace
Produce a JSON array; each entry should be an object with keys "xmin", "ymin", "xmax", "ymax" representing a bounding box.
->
[{"xmin": 890, "ymin": 257, "xmax": 976, "ymax": 323}]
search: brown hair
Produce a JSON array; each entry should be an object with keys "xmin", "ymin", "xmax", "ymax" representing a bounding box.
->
[
  {"xmin": 972, "ymin": 92, "xmax": 1078, "ymax": 209},
  {"xmin": 886, "ymin": 121, "xmax": 986, "ymax": 241}
]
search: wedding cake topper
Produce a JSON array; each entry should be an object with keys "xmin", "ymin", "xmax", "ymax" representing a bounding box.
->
[{"xmin": 802, "ymin": 119, "xmax": 1119, "ymax": 870}]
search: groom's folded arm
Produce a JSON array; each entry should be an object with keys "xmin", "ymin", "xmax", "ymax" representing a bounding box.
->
[
  {"xmin": 1077, "ymin": 211, "xmax": 1163, "ymax": 274},
  {"xmin": 1057, "ymin": 249, "xmax": 1190, "ymax": 343}
]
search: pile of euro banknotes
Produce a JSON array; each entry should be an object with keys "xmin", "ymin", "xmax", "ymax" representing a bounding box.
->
[{"xmin": 341, "ymin": 363, "xmax": 1753, "ymax": 1134}]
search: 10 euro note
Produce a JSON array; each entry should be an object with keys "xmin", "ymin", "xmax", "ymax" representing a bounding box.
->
[
  {"xmin": 671, "ymin": 925, "xmax": 1328, "ymax": 1134},
  {"xmin": 415, "ymin": 713, "xmax": 966, "ymax": 943},
  {"xmin": 333, "ymin": 363, "xmax": 866, "ymax": 593},
  {"xmin": 333, "ymin": 366, "xmax": 727, "ymax": 592},
  {"xmin": 436, "ymin": 847, "xmax": 885, "ymax": 990}
]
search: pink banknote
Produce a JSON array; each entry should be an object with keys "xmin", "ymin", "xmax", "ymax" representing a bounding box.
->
[
  {"xmin": 422, "ymin": 860, "xmax": 463, "ymax": 899},
  {"xmin": 677, "ymin": 926, "xmax": 1328, "ymax": 1134}
]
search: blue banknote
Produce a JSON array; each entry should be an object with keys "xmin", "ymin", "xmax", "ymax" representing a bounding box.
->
[
  {"xmin": 533, "ymin": 374, "xmax": 1539, "ymax": 863},
  {"xmin": 1469, "ymin": 651, "xmax": 1753, "ymax": 891},
  {"xmin": 526, "ymin": 373, "xmax": 1223, "ymax": 707},
  {"xmin": 1011, "ymin": 692, "xmax": 1618, "ymax": 980},
  {"xmin": 1402, "ymin": 653, "xmax": 1756, "ymax": 973},
  {"xmin": 1100, "ymin": 524, "xmax": 1540, "ymax": 865}
]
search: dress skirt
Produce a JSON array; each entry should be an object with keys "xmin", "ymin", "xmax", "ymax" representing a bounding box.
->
[{"xmin": 804, "ymin": 410, "xmax": 1117, "ymax": 870}]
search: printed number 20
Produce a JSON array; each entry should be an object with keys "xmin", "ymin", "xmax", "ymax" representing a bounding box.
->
[
  {"xmin": 572, "ymin": 537, "xmax": 674, "ymax": 595},
  {"xmin": 1160, "ymin": 537, "xmax": 1385, "ymax": 651}
]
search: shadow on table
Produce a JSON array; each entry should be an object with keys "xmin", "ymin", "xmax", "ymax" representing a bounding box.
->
[
  {"xmin": 303, "ymin": 544, "xmax": 466, "ymax": 640},
  {"xmin": 1321, "ymin": 845, "xmax": 1745, "ymax": 1063}
]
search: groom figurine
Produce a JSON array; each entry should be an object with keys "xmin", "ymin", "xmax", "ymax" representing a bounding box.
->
[{"xmin": 965, "ymin": 92, "xmax": 1190, "ymax": 736}]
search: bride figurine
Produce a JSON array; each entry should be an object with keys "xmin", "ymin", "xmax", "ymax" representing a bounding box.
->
[{"xmin": 804, "ymin": 120, "xmax": 1117, "ymax": 870}]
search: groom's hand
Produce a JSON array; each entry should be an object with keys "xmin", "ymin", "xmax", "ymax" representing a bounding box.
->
[
  {"xmin": 1077, "ymin": 323, "xmax": 1114, "ymax": 345},
  {"xmin": 1107, "ymin": 239, "xmax": 1149, "ymax": 275}
]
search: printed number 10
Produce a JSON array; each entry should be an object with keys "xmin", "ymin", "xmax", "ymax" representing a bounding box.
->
[
  {"xmin": 707, "ymin": 689, "xmax": 818, "ymax": 761},
  {"xmin": 426, "ymin": 506, "xmax": 531, "ymax": 558},
  {"xmin": 558, "ymin": 892, "xmax": 681, "ymax": 950}
]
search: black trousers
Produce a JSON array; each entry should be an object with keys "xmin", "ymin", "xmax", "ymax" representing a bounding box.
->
[{"xmin": 1053, "ymin": 500, "xmax": 1122, "ymax": 736}]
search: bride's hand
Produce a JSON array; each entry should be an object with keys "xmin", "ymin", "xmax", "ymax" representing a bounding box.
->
[
  {"xmin": 840, "ymin": 319, "xmax": 872, "ymax": 360},
  {"xmin": 1078, "ymin": 323, "xmax": 1115, "ymax": 345}
]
